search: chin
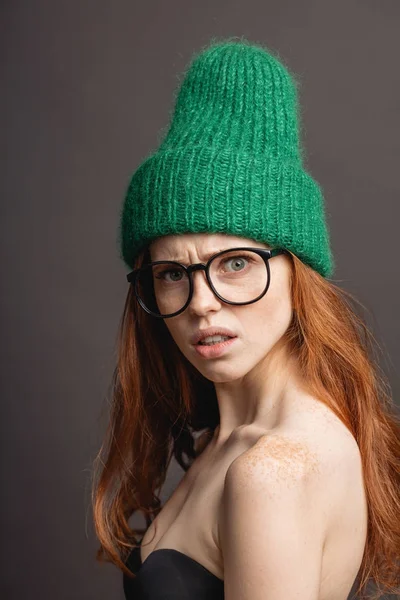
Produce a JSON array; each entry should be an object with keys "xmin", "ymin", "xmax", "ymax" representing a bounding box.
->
[{"xmin": 196, "ymin": 362, "xmax": 250, "ymax": 384}]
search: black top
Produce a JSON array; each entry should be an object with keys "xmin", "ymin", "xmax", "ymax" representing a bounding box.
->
[{"xmin": 123, "ymin": 538, "xmax": 224, "ymax": 599}]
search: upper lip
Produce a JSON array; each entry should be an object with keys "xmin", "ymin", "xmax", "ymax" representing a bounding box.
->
[{"xmin": 190, "ymin": 327, "xmax": 237, "ymax": 345}]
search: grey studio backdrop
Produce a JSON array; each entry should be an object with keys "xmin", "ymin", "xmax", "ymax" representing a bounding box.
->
[{"xmin": 1, "ymin": 2, "xmax": 399, "ymax": 600}]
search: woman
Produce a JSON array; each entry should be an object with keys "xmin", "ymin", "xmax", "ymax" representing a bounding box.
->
[{"xmin": 91, "ymin": 38, "xmax": 400, "ymax": 600}]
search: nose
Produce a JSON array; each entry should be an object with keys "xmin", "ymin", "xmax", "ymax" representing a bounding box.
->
[{"xmin": 187, "ymin": 269, "xmax": 222, "ymax": 316}]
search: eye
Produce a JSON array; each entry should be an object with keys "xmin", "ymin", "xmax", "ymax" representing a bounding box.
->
[
  {"xmin": 155, "ymin": 267, "xmax": 186, "ymax": 283},
  {"xmin": 223, "ymin": 256, "xmax": 248, "ymax": 272}
]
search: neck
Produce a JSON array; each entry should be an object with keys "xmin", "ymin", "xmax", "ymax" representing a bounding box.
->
[{"xmin": 211, "ymin": 342, "xmax": 307, "ymax": 446}]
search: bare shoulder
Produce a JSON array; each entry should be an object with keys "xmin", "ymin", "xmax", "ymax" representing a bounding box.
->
[
  {"xmin": 226, "ymin": 397, "xmax": 362, "ymax": 495},
  {"xmin": 218, "ymin": 403, "xmax": 366, "ymax": 599}
]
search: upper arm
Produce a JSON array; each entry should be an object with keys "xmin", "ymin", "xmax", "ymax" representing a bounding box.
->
[{"xmin": 220, "ymin": 433, "xmax": 328, "ymax": 600}]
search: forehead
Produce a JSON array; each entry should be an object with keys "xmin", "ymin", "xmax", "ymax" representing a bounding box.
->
[{"xmin": 149, "ymin": 232, "xmax": 271, "ymax": 261}]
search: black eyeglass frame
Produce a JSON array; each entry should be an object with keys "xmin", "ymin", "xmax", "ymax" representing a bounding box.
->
[{"xmin": 126, "ymin": 247, "xmax": 289, "ymax": 319}]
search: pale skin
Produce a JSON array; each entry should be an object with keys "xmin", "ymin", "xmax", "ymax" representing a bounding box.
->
[{"xmin": 139, "ymin": 232, "xmax": 368, "ymax": 600}]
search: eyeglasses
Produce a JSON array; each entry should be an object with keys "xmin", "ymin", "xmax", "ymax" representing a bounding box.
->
[{"xmin": 126, "ymin": 247, "xmax": 289, "ymax": 319}]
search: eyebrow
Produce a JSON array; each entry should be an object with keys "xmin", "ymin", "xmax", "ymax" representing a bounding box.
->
[{"xmin": 160, "ymin": 248, "xmax": 237, "ymax": 265}]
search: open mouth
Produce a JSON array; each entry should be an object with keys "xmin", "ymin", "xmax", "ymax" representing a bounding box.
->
[{"xmin": 197, "ymin": 335, "xmax": 235, "ymax": 346}]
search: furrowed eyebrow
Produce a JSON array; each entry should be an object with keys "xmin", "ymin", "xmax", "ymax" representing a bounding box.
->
[{"xmin": 165, "ymin": 248, "xmax": 236, "ymax": 265}]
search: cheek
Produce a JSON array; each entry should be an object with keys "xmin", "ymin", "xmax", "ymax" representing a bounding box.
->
[{"xmin": 241, "ymin": 288, "xmax": 292, "ymax": 348}]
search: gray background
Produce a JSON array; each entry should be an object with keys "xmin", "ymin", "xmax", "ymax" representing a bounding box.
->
[{"xmin": 1, "ymin": 1, "xmax": 399, "ymax": 599}]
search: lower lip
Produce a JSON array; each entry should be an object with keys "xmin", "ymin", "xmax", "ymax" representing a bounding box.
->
[{"xmin": 193, "ymin": 337, "xmax": 238, "ymax": 358}]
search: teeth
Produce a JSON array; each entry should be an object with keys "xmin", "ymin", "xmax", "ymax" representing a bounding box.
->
[{"xmin": 199, "ymin": 335, "xmax": 231, "ymax": 345}]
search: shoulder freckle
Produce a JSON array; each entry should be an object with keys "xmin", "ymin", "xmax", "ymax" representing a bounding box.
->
[{"xmin": 235, "ymin": 433, "xmax": 322, "ymax": 487}]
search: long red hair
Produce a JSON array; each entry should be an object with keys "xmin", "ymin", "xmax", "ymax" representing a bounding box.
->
[{"xmin": 91, "ymin": 244, "xmax": 400, "ymax": 599}]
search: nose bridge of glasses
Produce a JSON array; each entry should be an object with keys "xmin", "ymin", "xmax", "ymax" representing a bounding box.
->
[
  {"xmin": 187, "ymin": 263, "xmax": 207, "ymax": 276},
  {"xmin": 186, "ymin": 262, "xmax": 218, "ymax": 300}
]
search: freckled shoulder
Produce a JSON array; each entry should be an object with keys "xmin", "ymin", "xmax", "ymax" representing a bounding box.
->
[{"xmin": 228, "ymin": 432, "xmax": 324, "ymax": 487}]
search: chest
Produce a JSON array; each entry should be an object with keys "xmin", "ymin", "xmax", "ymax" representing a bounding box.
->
[
  {"xmin": 140, "ymin": 424, "xmax": 367, "ymax": 599},
  {"xmin": 141, "ymin": 434, "xmax": 252, "ymax": 579}
]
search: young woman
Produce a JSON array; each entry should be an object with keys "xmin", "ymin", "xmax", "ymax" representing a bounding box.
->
[{"xmin": 91, "ymin": 38, "xmax": 400, "ymax": 600}]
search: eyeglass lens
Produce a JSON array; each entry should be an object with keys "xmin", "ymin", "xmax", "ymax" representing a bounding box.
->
[{"xmin": 135, "ymin": 249, "xmax": 270, "ymax": 317}]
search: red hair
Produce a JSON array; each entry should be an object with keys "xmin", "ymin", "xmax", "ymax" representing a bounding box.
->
[{"xmin": 91, "ymin": 245, "xmax": 400, "ymax": 599}]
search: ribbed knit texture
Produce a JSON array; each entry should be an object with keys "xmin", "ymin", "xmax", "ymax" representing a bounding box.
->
[{"xmin": 118, "ymin": 37, "xmax": 335, "ymax": 278}]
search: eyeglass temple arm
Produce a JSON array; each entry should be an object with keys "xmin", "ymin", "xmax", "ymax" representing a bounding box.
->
[
  {"xmin": 270, "ymin": 248, "xmax": 288, "ymax": 257},
  {"xmin": 126, "ymin": 247, "xmax": 289, "ymax": 281}
]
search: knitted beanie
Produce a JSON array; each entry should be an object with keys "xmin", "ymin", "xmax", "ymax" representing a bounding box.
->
[{"xmin": 118, "ymin": 37, "xmax": 335, "ymax": 278}]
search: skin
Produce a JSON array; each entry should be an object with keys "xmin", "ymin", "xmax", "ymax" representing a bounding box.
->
[
  {"xmin": 143, "ymin": 232, "xmax": 368, "ymax": 599},
  {"xmin": 149, "ymin": 231, "xmax": 308, "ymax": 446}
]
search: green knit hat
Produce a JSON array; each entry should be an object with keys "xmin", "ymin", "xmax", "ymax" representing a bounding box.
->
[{"xmin": 118, "ymin": 37, "xmax": 335, "ymax": 278}]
